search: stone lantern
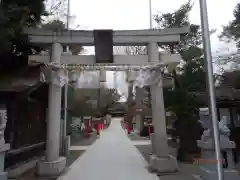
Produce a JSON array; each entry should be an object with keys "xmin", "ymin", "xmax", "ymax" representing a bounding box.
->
[{"xmin": 197, "ymin": 117, "xmax": 240, "ymax": 180}]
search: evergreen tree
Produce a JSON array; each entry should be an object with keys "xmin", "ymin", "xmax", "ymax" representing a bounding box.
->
[
  {"xmin": 154, "ymin": 0, "xmax": 208, "ymax": 161},
  {"xmin": 220, "ymin": 3, "xmax": 240, "ymax": 48},
  {"xmin": 0, "ymin": 0, "xmax": 46, "ymax": 74}
]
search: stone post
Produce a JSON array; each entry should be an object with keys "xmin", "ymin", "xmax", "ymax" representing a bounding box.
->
[
  {"xmin": 37, "ymin": 43, "xmax": 66, "ymax": 177},
  {"xmin": 148, "ymin": 42, "xmax": 178, "ymax": 173},
  {"xmin": 126, "ymin": 70, "xmax": 136, "ymax": 130},
  {"xmin": 127, "ymin": 83, "xmax": 133, "ymax": 103},
  {"xmin": 0, "ymin": 106, "xmax": 10, "ymax": 180},
  {"xmin": 135, "ymin": 87, "xmax": 144, "ymax": 134}
]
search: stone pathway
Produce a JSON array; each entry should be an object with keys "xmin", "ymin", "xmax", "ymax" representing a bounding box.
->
[{"xmin": 57, "ymin": 118, "xmax": 158, "ymax": 180}]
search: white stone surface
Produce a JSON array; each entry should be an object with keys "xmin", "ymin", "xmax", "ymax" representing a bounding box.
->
[
  {"xmin": 69, "ymin": 146, "xmax": 90, "ymax": 151},
  {"xmin": 131, "ymin": 140, "xmax": 151, "ymax": 146},
  {"xmin": 57, "ymin": 118, "xmax": 158, "ymax": 180}
]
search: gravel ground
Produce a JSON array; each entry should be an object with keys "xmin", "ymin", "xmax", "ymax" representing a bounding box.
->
[
  {"xmin": 133, "ymin": 135, "xmax": 240, "ymax": 179},
  {"xmin": 71, "ymin": 132, "xmax": 97, "ymax": 146},
  {"xmin": 128, "ymin": 134, "xmax": 150, "ymax": 141},
  {"xmin": 66, "ymin": 132, "xmax": 98, "ymax": 167},
  {"xmin": 128, "ymin": 130, "xmax": 200, "ymax": 180},
  {"xmin": 135, "ymin": 144, "xmax": 200, "ymax": 180},
  {"xmin": 14, "ymin": 132, "xmax": 98, "ymax": 180}
]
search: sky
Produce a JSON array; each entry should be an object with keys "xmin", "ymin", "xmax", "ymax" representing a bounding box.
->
[
  {"xmin": 64, "ymin": 0, "xmax": 240, "ymax": 98},
  {"xmin": 69, "ymin": 0, "xmax": 239, "ymax": 52}
]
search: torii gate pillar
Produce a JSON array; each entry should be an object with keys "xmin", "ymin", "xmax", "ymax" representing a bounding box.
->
[
  {"xmin": 148, "ymin": 42, "xmax": 178, "ymax": 173},
  {"xmin": 37, "ymin": 43, "xmax": 66, "ymax": 177}
]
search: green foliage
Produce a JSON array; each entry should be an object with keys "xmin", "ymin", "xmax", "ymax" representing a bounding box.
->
[
  {"xmin": 154, "ymin": 2, "xmax": 192, "ymax": 29},
  {"xmin": 154, "ymin": 0, "xmax": 206, "ymax": 95},
  {"xmin": 0, "ymin": 0, "xmax": 46, "ymax": 52},
  {"xmin": 155, "ymin": 1, "xmax": 211, "ymax": 159},
  {"xmin": 220, "ymin": 3, "xmax": 240, "ymax": 47},
  {"xmin": 69, "ymin": 88, "xmax": 121, "ymax": 117},
  {"xmin": 165, "ymin": 89, "xmax": 198, "ymax": 120},
  {"xmin": 218, "ymin": 3, "xmax": 240, "ymax": 89},
  {"xmin": 180, "ymin": 57, "xmax": 206, "ymax": 92},
  {"xmin": 155, "ymin": 1, "xmax": 206, "ymax": 118},
  {"xmin": 41, "ymin": 19, "xmax": 66, "ymax": 31},
  {"xmin": 71, "ymin": 102, "xmax": 98, "ymax": 117},
  {"xmin": 154, "ymin": 1, "xmax": 205, "ymax": 53},
  {"xmin": 40, "ymin": 19, "xmax": 84, "ymax": 54},
  {"xmin": 0, "ymin": 0, "xmax": 46, "ymax": 76}
]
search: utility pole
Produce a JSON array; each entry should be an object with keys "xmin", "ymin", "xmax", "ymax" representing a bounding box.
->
[
  {"xmin": 148, "ymin": 0, "xmax": 153, "ymax": 108},
  {"xmin": 63, "ymin": 0, "xmax": 71, "ymax": 156},
  {"xmin": 66, "ymin": 0, "xmax": 70, "ymax": 30},
  {"xmin": 199, "ymin": 0, "xmax": 224, "ymax": 180},
  {"xmin": 149, "ymin": 0, "xmax": 153, "ymax": 29}
]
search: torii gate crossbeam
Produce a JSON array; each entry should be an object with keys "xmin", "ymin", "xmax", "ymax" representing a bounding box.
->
[{"xmin": 24, "ymin": 27, "xmax": 188, "ymax": 45}]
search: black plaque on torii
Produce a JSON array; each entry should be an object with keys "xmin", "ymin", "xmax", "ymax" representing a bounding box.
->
[{"xmin": 93, "ymin": 30, "xmax": 114, "ymax": 63}]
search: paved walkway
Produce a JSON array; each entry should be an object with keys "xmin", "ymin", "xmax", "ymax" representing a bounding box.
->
[{"xmin": 58, "ymin": 118, "xmax": 158, "ymax": 180}]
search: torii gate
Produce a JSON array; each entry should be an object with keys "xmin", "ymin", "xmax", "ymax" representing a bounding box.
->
[{"xmin": 24, "ymin": 27, "xmax": 188, "ymax": 177}]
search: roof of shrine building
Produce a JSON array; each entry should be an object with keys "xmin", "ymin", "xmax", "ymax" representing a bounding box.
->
[
  {"xmin": 0, "ymin": 64, "xmax": 119, "ymax": 105},
  {"xmin": 0, "ymin": 65, "xmax": 42, "ymax": 92},
  {"xmin": 194, "ymin": 87, "xmax": 240, "ymax": 103}
]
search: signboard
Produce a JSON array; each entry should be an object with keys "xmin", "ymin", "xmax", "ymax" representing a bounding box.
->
[{"xmin": 94, "ymin": 30, "xmax": 114, "ymax": 63}]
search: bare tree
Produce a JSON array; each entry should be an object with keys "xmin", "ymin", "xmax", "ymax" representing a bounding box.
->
[
  {"xmin": 44, "ymin": 0, "xmax": 68, "ymax": 22},
  {"xmin": 70, "ymin": 88, "xmax": 121, "ymax": 117},
  {"xmin": 125, "ymin": 46, "xmax": 146, "ymax": 55},
  {"xmin": 113, "ymin": 46, "xmax": 146, "ymax": 55},
  {"xmin": 214, "ymin": 50, "xmax": 240, "ymax": 74},
  {"xmin": 44, "ymin": 0, "xmax": 80, "ymax": 29}
]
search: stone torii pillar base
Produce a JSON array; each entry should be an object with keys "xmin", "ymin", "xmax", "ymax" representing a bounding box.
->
[
  {"xmin": 149, "ymin": 155, "xmax": 178, "ymax": 174},
  {"xmin": 37, "ymin": 157, "xmax": 66, "ymax": 177},
  {"xmin": 134, "ymin": 87, "xmax": 144, "ymax": 134},
  {"xmin": 149, "ymin": 132, "xmax": 178, "ymax": 174}
]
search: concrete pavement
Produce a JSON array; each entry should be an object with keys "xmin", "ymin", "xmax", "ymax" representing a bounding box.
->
[{"xmin": 57, "ymin": 118, "xmax": 158, "ymax": 180}]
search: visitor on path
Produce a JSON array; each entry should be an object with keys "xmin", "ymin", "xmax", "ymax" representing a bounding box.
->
[
  {"xmin": 123, "ymin": 121, "xmax": 131, "ymax": 134},
  {"xmin": 94, "ymin": 123, "xmax": 101, "ymax": 137}
]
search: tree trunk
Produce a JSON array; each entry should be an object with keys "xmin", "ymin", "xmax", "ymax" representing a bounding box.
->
[{"xmin": 176, "ymin": 119, "xmax": 203, "ymax": 162}]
